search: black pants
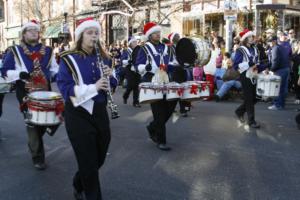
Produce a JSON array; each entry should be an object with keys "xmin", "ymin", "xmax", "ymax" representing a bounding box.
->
[
  {"xmin": 171, "ymin": 66, "xmax": 191, "ymax": 114},
  {"xmin": 123, "ymin": 84, "xmax": 139, "ymax": 104},
  {"xmin": 0, "ymin": 94, "xmax": 4, "ymax": 117},
  {"xmin": 292, "ymin": 67, "xmax": 300, "ymax": 100},
  {"xmin": 235, "ymin": 72, "xmax": 258, "ymax": 124},
  {"xmin": 123, "ymin": 71, "xmax": 141, "ymax": 104},
  {"xmin": 64, "ymin": 102, "xmax": 111, "ymax": 200},
  {"xmin": 179, "ymin": 100, "xmax": 191, "ymax": 114},
  {"xmin": 149, "ymin": 99, "xmax": 177, "ymax": 144},
  {"xmin": 123, "ymin": 73, "xmax": 140, "ymax": 105}
]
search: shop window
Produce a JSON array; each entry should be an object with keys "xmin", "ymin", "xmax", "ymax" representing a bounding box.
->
[{"xmin": 0, "ymin": 1, "xmax": 4, "ymax": 21}]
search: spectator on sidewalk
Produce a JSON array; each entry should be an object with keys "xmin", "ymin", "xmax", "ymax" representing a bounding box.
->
[
  {"xmin": 204, "ymin": 37, "xmax": 221, "ymax": 100},
  {"xmin": 268, "ymin": 36, "xmax": 292, "ymax": 110},
  {"xmin": 292, "ymin": 41, "xmax": 300, "ymax": 104},
  {"xmin": 215, "ymin": 58, "xmax": 241, "ymax": 101},
  {"xmin": 289, "ymin": 29, "xmax": 298, "ymax": 54},
  {"xmin": 215, "ymin": 52, "xmax": 230, "ymax": 90}
]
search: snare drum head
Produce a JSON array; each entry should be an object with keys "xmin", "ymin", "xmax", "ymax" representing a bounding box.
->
[
  {"xmin": 176, "ymin": 38, "xmax": 197, "ymax": 66},
  {"xmin": 28, "ymin": 91, "xmax": 62, "ymax": 100},
  {"xmin": 176, "ymin": 37, "xmax": 211, "ymax": 67}
]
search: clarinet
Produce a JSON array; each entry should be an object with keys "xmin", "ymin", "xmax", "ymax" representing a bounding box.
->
[{"xmin": 94, "ymin": 41, "xmax": 120, "ymax": 119}]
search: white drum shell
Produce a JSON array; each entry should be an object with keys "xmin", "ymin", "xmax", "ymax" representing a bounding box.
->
[
  {"xmin": 166, "ymin": 83, "xmax": 183, "ymax": 100},
  {"xmin": 192, "ymin": 38, "xmax": 211, "ymax": 66},
  {"xmin": 181, "ymin": 82, "xmax": 201, "ymax": 100},
  {"xmin": 0, "ymin": 78, "xmax": 10, "ymax": 93},
  {"xmin": 0, "ymin": 83, "xmax": 11, "ymax": 93},
  {"xmin": 256, "ymin": 74, "xmax": 281, "ymax": 97},
  {"xmin": 28, "ymin": 108, "xmax": 61, "ymax": 125},
  {"xmin": 139, "ymin": 83, "xmax": 164, "ymax": 104},
  {"xmin": 198, "ymin": 81, "xmax": 210, "ymax": 97},
  {"xmin": 27, "ymin": 91, "xmax": 63, "ymax": 126}
]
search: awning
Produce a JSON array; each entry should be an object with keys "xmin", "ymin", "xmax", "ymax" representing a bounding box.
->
[
  {"xmin": 44, "ymin": 24, "xmax": 61, "ymax": 39},
  {"xmin": 256, "ymin": 4, "xmax": 300, "ymax": 11},
  {"xmin": 5, "ymin": 27, "xmax": 21, "ymax": 39}
]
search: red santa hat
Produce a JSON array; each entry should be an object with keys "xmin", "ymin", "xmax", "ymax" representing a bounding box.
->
[
  {"xmin": 239, "ymin": 29, "xmax": 255, "ymax": 42},
  {"xmin": 75, "ymin": 17, "xmax": 101, "ymax": 42},
  {"xmin": 143, "ymin": 22, "xmax": 161, "ymax": 39},
  {"xmin": 167, "ymin": 32, "xmax": 180, "ymax": 43},
  {"xmin": 21, "ymin": 20, "xmax": 40, "ymax": 33}
]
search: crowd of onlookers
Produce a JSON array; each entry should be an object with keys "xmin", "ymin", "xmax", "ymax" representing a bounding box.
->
[
  {"xmin": 195, "ymin": 29, "xmax": 300, "ymax": 105},
  {"xmin": 1, "ymin": 28, "xmax": 300, "ymax": 110}
]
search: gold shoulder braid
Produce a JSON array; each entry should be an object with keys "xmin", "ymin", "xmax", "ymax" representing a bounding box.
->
[{"xmin": 21, "ymin": 42, "xmax": 49, "ymax": 92}]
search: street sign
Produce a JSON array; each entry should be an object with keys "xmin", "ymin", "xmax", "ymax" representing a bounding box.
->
[{"xmin": 224, "ymin": 0, "xmax": 237, "ymax": 21}]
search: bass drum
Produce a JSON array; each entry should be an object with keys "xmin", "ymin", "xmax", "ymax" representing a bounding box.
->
[{"xmin": 176, "ymin": 37, "xmax": 211, "ymax": 67}]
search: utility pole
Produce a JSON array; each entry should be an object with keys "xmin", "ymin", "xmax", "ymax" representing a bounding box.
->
[
  {"xmin": 48, "ymin": 0, "xmax": 51, "ymax": 23},
  {"xmin": 73, "ymin": 0, "xmax": 76, "ymax": 41},
  {"xmin": 157, "ymin": 0, "xmax": 161, "ymax": 22},
  {"xmin": 20, "ymin": 0, "xmax": 23, "ymax": 26}
]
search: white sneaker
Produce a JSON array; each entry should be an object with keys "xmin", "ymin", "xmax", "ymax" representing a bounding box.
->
[
  {"xmin": 295, "ymin": 100, "xmax": 300, "ymax": 105},
  {"xmin": 268, "ymin": 105, "xmax": 282, "ymax": 110}
]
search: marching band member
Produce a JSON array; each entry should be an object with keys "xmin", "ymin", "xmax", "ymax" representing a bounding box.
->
[
  {"xmin": 56, "ymin": 18, "xmax": 117, "ymax": 200},
  {"xmin": 168, "ymin": 32, "xmax": 192, "ymax": 117},
  {"xmin": 0, "ymin": 20, "xmax": 59, "ymax": 170},
  {"xmin": 233, "ymin": 29, "xmax": 266, "ymax": 128},
  {"xmin": 135, "ymin": 22, "xmax": 175, "ymax": 151},
  {"xmin": 0, "ymin": 73, "xmax": 4, "ymax": 140},
  {"xmin": 121, "ymin": 36, "xmax": 141, "ymax": 107}
]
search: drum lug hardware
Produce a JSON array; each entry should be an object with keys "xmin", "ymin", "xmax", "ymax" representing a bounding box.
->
[{"xmin": 25, "ymin": 112, "xmax": 32, "ymax": 121}]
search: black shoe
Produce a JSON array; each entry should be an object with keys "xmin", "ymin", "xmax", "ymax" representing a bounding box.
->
[
  {"xmin": 214, "ymin": 95, "xmax": 221, "ymax": 102},
  {"xmin": 157, "ymin": 144, "xmax": 171, "ymax": 151},
  {"xmin": 235, "ymin": 111, "xmax": 245, "ymax": 123},
  {"xmin": 123, "ymin": 98, "xmax": 127, "ymax": 104},
  {"xmin": 181, "ymin": 112, "xmax": 188, "ymax": 117},
  {"xmin": 73, "ymin": 188, "xmax": 85, "ymax": 200},
  {"xmin": 249, "ymin": 122, "xmax": 260, "ymax": 129},
  {"xmin": 133, "ymin": 103, "xmax": 141, "ymax": 108},
  {"xmin": 147, "ymin": 125, "xmax": 158, "ymax": 143},
  {"xmin": 34, "ymin": 162, "xmax": 47, "ymax": 170}
]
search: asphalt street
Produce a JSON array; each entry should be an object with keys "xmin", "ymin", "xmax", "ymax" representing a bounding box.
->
[{"xmin": 0, "ymin": 87, "xmax": 300, "ymax": 200}]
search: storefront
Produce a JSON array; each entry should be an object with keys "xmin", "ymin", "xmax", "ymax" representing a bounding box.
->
[
  {"xmin": 43, "ymin": 23, "xmax": 61, "ymax": 46},
  {"xmin": 255, "ymin": 4, "xmax": 300, "ymax": 37},
  {"xmin": 5, "ymin": 26, "xmax": 21, "ymax": 47}
]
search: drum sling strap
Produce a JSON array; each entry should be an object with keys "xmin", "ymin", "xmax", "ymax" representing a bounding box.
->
[
  {"xmin": 61, "ymin": 55, "xmax": 80, "ymax": 85},
  {"xmin": 11, "ymin": 46, "xmax": 53, "ymax": 70},
  {"xmin": 239, "ymin": 46, "xmax": 259, "ymax": 84},
  {"xmin": 141, "ymin": 46, "xmax": 154, "ymax": 82},
  {"xmin": 10, "ymin": 46, "xmax": 22, "ymax": 67}
]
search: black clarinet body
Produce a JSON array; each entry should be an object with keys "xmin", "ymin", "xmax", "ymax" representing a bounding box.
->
[{"xmin": 94, "ymin": 41, "xmax": 120, "ymax": 119}]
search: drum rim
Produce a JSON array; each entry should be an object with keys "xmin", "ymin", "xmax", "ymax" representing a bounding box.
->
[{"xmin": 28, "ymin": 91, "xmax": 62, "ymax": 101}]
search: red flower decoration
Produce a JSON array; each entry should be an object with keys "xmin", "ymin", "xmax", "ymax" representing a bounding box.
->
[
  {"xmin": 177, "ymin": 88, "xmax": 184, "ymax": 96},
  {"xmin": 30, "ymin": 51, "xmax": 42, "ymax": 61},
  {"xmin": 190, "ymin": 84, "xmax": 198, "ymax": 95},
  {"xmin": 200, "ymin": 83, "xmax": 207, "ymax": 91},
  {"xmin": 160, "ymin": 64, "xmax": 167, "ymax": 71}
]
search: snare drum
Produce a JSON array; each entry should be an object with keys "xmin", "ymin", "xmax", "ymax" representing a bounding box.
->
[
  {"xmin": 26, "ymin": 91, "xmax": 64, "ymax": 125},
  {"xmin": 256, "ymin": 74, "xmax": 281, "ymax": 97},
  {"xmin": 181, "ymin": 81, "xmax": 201, "ymax": 101},
  {"xmin": 0, "ymin": 78, "xmax": 11, "ymax": 93},
  {"xmin": 166, "ymin": 82, "xmax": 184, "ymax": 100},
  {"xmin": 139, "ymin": 83, "xmax": 164, "ymax": 104}
]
